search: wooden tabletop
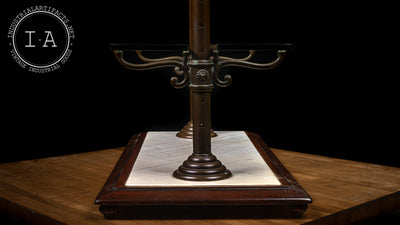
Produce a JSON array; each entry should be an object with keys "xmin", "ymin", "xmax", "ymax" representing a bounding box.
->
[{"xmin": 0, "ymin": 146, "xmax": 399, "ymax": 224}]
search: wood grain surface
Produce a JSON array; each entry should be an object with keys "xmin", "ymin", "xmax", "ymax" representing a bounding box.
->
[{"xmin": 0, "ymin": 145, "xmax": 399, "ymax": 224}]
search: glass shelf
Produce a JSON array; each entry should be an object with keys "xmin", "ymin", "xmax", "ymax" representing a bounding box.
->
[{"xmin": 109, "ymin": 43, "xmax": 294, "ymax": 51}]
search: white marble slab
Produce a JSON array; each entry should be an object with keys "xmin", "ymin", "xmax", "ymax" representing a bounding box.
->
[{"xmin": 125, "ymin": 131, "xmax": 281, "ymax": 187}]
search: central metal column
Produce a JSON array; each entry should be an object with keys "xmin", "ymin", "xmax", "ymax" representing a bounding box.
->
[{"xmin": 173, "ymin": 0, "xmax": 231, "ymax": 181}]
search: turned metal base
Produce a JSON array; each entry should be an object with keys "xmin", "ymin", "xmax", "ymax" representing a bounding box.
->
[
  {"xmin": 173, "ymin": 153, "xmax": 231, "ymax": 181},
  {"xmin": 176, "ymin": 121, "xmax": 217, "ymax": 139}
]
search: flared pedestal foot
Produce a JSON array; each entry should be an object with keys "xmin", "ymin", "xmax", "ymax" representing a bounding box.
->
[{"xmin": 173, "ymin": 153, "xmax": 231, "ymax": 181}]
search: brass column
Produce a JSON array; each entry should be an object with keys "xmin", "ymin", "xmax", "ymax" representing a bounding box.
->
[{"xmin": 173, "ymin": 0, "xmax": 231, "ymax": 181}]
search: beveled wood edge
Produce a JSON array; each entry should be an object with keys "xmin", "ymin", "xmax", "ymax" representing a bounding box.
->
[
  {"xmin": 95, "ymin": 132, "xmax": 147, "ymax": 203},
  {"xmin": 245, "ymin": 131, "xmax": 290, "ymax": 186},
  {"xmin": 95, "ymin": 131, "xmax": 312, "ymax": 206},
  {"xmin": 246, "ymin": 131, "xmax": 313, "ymax": 203},
  {"xmin": 114, "ymin": 132, "xmax": 147, "ymax": 188}
]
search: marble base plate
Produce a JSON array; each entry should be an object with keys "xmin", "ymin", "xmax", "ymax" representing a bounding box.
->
[
  {"xmin": 95, "ymin": 131, "xmax": 312, "ymax": 219},
  {"xmin": 126, "ymin": 131, "xmax": 280, "ymax": 187}
]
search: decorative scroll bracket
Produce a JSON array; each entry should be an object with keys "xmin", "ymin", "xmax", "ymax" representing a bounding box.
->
[
  {"xmin": 113, "ymin": 46, "xmax": 287, "ymax": 89},
  {"xmin": 211, "ymin": 46, "xmax": 286, "ymax": 88},
  {"xmin": 113, "ymin": 50, "xmax": 190, "ymax": 89}
]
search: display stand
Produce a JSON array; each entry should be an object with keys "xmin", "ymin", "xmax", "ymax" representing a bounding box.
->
[
  {"xmin": 95, "ymin": 131, "xmax": 311, "ymax": 219},
  {"xmin": 96, "ymin": 0, "xmax": 311, "ymax": 219}
]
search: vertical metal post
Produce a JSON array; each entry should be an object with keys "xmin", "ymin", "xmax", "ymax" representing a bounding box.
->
[
  {"xmin": 173, "ymin": 0, "xmax": 231, "ymax": 181},
  {"xmin": 177, "ymin": 0, "xmax": 217, "ymax": 140},
  {"xmin": 189, "ymin": 0, "xmax": 210, "ymax": 59}
]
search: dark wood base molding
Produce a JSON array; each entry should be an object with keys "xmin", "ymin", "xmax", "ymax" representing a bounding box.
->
[{"xmin": 95, "ymin": 131, "xmax": 312, "ymax": 219}]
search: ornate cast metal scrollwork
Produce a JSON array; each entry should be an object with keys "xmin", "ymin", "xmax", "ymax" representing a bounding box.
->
[
  {"xmin": 211, "ymin": 47, "xmax": 232, "ymax": 87},
  {"xmin": 113, "ymin": 46, "xmax": 286, "ymax": 89},
  {"xmin": 113, "ymin": 50, "xmax": 190, "ymax": 89},
  {"xmin": 211, "ymin": 45, "xmax": 286, "ymax": 88},
  {"xmin": 217, "ymin": 50, "xmax": 286, "ymax": 70},
  {"xmin": 218, "ymin": 50, "xmax": 256, "ymax": 61},
  {"xmin": 135, "ymin": 50, "xmax": 184, "ymax": 62},
  {"xmin": 170, "ymin": 51, "xmax": 190, "ymax": 89}
]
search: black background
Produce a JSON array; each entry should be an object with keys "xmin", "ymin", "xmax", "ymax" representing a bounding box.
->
[{"xmin": 1, "ymin": 1, "xmax": 398, "ymax": 168}]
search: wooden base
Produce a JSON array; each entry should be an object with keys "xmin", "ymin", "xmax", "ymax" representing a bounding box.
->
[
  {"xmin": 95, "ymin": 131, "xmax": 312, "ymax": 219},
  {"xmin": 99, "ymin": 205, "xmax": 309, "ymax": 219}
]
